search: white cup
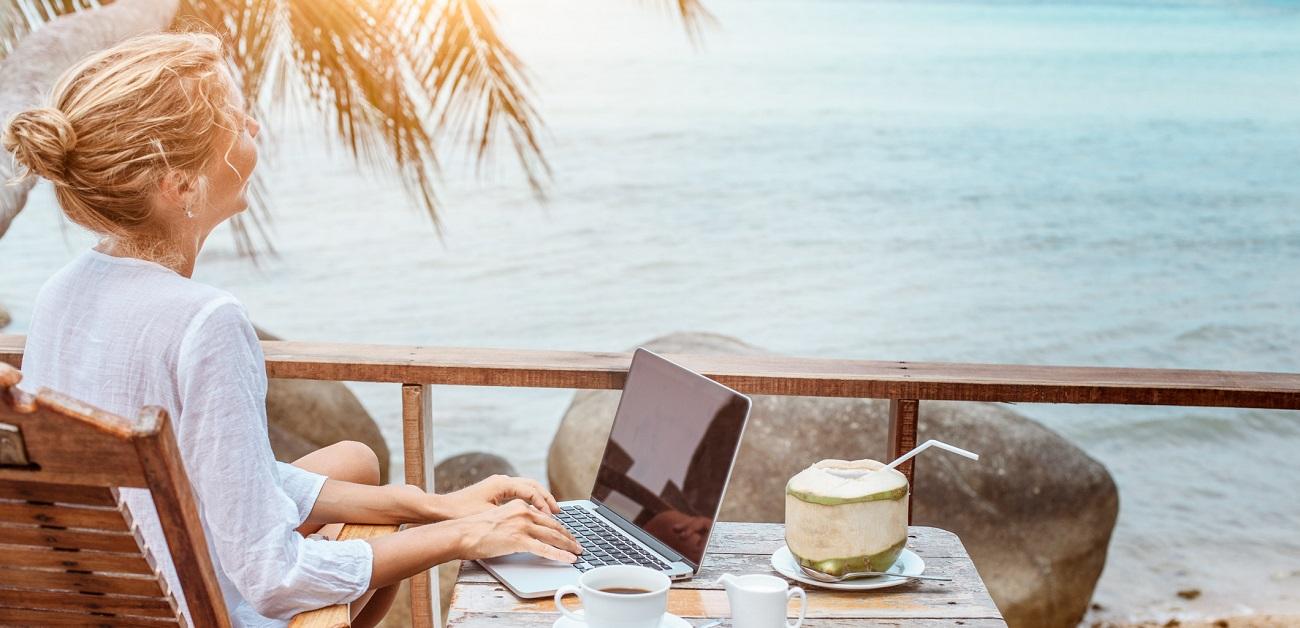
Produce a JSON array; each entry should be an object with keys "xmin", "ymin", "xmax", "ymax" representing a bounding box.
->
[
  {"xmin": 554, "ymin": 565, "xmax": 670, "ymax": 628},
  {"xmin": 721, "ymin": 573, "xmax": 806, "ymax": 628}
]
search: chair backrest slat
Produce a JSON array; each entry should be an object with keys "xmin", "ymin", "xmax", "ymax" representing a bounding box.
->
[
  {"xmin": 0, "ymin": 479, "xmax": 117, "ymax": 506},
  {"xmin": 0, "ymin": 364, "xmax": 231, "ymax": 628},
  {"xmin": 1, "ymin": 543, "xmax": 156, "ymax": 574},
  {"xmin": 0, "ymin": 521, "xmax": 141, "ymax": 552},
  {"xmin": 0, "ymin": 606, "xmax": 177, "ymax": 627},
  {"xmin": 0, "ymin": 588, "xmax": 177, "ymax": 619},
  {"xmin": 0, "ymin": 499, "xmax": 132, "ymax": 530},
  {"xmin": 0, "ymin": 567, "xmax": 166, "ymax": 598}
]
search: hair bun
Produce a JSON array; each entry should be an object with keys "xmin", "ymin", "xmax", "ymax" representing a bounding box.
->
[{"xmin": 3, "ymin": 107, "xmax": 78, "ymax": 184}]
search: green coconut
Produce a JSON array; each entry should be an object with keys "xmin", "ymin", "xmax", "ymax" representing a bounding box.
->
[{"xmin": 784, "ymin": 459, "xmax": 909, "ymax": 577}]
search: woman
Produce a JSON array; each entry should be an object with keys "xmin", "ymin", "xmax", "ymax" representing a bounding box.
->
[{"xmin": 2, "ymin": 32, "xmax": 580, "ymax": 627}]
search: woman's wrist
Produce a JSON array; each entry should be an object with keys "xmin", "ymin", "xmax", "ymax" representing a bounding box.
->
[
  {"xmin": 385, "ymin": 484, "xmax": 447, "ymax": 523},
  {"xmin": 441, "ymin": 518, "xmax": 472, "ymax": 558},
  {"xmin": 403, "ymin": 486, "xmax": 460, "ymax": 525}
]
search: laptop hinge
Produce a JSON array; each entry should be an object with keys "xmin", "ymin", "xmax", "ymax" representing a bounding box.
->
[{"xmin": 590, "ymin": 499, "xmax": 696, "ymax": 571}]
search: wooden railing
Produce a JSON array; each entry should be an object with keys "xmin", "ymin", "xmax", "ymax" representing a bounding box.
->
[{"xmin": 3, "ymin": 333, "xmax": 1300, "ymax": 628}]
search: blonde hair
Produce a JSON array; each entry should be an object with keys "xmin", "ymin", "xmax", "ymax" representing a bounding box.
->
[{"xmin": 2, "ymin": 32, "xmax": 239, "ymax": 251}]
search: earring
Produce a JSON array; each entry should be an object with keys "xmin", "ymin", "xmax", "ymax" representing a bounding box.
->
[{"xmin": 184, "ymin": 202, "xmax": 195, "ymax": 219}]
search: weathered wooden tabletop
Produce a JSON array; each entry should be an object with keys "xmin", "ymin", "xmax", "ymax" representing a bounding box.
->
[{"xmin": 448, "ymin": 523, "xmax": 1006, "ymax": 627}]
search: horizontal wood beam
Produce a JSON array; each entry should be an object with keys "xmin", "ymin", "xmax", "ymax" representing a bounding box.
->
[{"xmin": 3, "ymin": 334, "xmax": 1299, "ymax": 409}]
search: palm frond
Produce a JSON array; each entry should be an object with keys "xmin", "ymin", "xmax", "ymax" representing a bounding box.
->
[
  {"xmin": 181, "ymin": 0, "xmax": 459, "ymax": 236},
  {"xmin": 283, "ymin": 0, "xmax": 445, "ymax": 223},
  {"xmin": 406, "ymin": 0, "xmax": 549, "ymax": 196},
  {"xmin": 656, "ymin": 0, "xmax": 716, "ymax": 43}
]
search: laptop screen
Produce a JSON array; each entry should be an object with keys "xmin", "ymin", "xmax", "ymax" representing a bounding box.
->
[{"xmin": 590, "ymin": 349, "xmax": 751, "ymax": 567}]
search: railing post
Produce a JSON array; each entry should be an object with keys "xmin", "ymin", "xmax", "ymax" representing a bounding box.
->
[
  {"xmin": 888, "ymin": 399, "xmax": 919, "ymax": 525},
  {"xmin": 402, "ymin": 384, "xmax": 440, "ymax": 628}
]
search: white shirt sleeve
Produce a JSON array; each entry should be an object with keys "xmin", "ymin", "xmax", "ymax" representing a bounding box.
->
[
  {"xmin": 275, "ymin": 462, "xmax": 328, "ymax": 527},
  {"xmin": 175, "ymin": 298, "xmax": 373, "ymax": 619}
]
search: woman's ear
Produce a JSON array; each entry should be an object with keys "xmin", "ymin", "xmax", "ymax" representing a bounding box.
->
[{"xmin": 157, "ymin": 170, "xmax": 198, "ymax": 214}]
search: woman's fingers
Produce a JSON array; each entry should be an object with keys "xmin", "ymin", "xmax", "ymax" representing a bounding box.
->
[
  {"xmin": 517, "ymin": 503, "xmax": 582, "ymax": 555},
  {"xmin": 526, "ymin": 505, "xmax": 580, "ymax": 543},
  {"xmin": 526, "ymin": 487, "xmax": 551, "ymax": 513},
  {"xmin": 506, "ymin": 478, "xmax": 559, "ymax": 513},
  {"xmin": 525, "ymin": 537, "xmax": 578, "ymax": 564},
  {"xmin": 530, "ymin": 479, "xmax": 561, "ymax": 513},
  {"xmin": 532, "ymin": 521, "xmax": 584, "ymax": 555}
]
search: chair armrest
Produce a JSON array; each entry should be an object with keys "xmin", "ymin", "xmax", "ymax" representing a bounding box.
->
[{"xmin": 288, "ymin": 523, "xmax": 400, "ymax": 628}]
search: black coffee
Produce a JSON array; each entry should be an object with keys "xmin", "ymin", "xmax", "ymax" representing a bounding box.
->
[{"xmin": 598, "ymin": 587, "xmax": 651, "ymax": 595}]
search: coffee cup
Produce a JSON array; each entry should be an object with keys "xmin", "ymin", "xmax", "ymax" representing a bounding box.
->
[{"xmin": 554, "ymin": 565, "xmax": 670, "ymax": 628}]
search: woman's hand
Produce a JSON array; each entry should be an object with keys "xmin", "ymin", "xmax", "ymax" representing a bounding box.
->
[
  {"xmin": 452, "ymin": 500, "xmax": 583, "ymax": 563},
  {"xmin": 365, "ymin": 499, "xmax": 583, "ymax": 589},
  {"xmin": 442, "ymin": 474, "xmax": 560, "ymax": 519}
]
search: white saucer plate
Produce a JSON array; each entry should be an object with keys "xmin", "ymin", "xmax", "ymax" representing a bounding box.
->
[
  {"xmin": 770, "ymin": 545, "xmax": 926, "ymax": 591},
  {"xmin": 553, "ymin": 612, "xmax": 691, "ymax": 627}
]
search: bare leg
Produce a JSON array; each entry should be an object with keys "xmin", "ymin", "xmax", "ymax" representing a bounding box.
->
[
  {"xmin": 291, "ymin": 441, "xmax": 398, "ymax": 626},
  {"xmin": 351, "ymin": 582, "xmax": 399, "ymax": 628}
]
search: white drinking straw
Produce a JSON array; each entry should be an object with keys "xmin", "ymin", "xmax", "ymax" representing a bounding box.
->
[
  {"xmin": 882, "ymin": 439, "xmax": 979, "ymax": 472},
  {"xmin": 821, "ymin": 440, "xmax": 979, "ymax": 480}
]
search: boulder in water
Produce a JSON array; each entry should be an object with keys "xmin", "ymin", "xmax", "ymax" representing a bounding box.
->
[
  {"xmin": 547, "ymin": 332, "xmax": 1118, "ymax": 628},
  {"xmin": 435, "ymin": 452, "xmax": 518, "ymax": 493}
]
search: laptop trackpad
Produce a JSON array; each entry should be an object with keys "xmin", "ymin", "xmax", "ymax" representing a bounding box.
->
[
  {"xmin": 482, "ymin": 552, "xmax": 578, "ymax": 598},
  {"xmin": 489, "ymin": 552, "xmax": 574, "ymax": 569}
]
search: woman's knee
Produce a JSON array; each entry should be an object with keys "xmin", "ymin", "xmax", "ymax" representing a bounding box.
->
[
  {"xmin": 333, "ymin": 440, "xmax": 381, "ymax": 486},
  {"xmin": 294, "ymin": 440, "xmax": 381, "ymax": 486}
]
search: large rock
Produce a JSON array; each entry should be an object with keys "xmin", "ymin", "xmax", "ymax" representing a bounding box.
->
[
  {"xmin": 547, "ymin": 332, "xmax": 1118, "ymax": 628},
  {"xmin": 254, "ymin": 326, "xmax": 391, "ymax": 483},
  {"xmin": 434, "ymin": 452, "xmax": 519, "ymax": 493}
]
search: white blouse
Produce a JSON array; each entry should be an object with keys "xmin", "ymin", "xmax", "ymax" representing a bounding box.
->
[{"xmin": 18, "ymin": 249, "xmax": 373, "ymax": 627}]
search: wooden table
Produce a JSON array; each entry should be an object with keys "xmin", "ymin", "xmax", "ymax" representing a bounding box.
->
[{"xmin": 448, "ymin": 523, "xmax": 1006, "ymax": 627}]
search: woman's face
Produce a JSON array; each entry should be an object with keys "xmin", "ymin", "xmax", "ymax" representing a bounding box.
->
[{"xmin": 195, "ymin": 67, "xmax": 259, "ymax": 227}]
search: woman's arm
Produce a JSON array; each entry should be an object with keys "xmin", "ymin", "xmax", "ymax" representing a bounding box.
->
[
  {"xmin": 176, "ymin": 301, "xmax": 376, "ymax": 617},
  {"xmin": 304, "ymin": 474, "xmax": 563, "ymax": 527},
  {"xmin": 365, "ymin": 500, "xmax": 583, "ymax": 589},
  {"xmin": 305, "ymin": 481, "xmax": 442, "ymax": 526},
  {"xmin": 177, "ymin": 301, "xmax": 580, "ymax": 616}
]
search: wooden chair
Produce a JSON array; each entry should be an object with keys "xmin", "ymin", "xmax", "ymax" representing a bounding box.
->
[{"xmin": 0, "ymin": 363, "xmax": 397, "ymax": 627}]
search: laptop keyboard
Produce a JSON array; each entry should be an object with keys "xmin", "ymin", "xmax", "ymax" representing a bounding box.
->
[{"xmin": 556, "ymin": 505, "xmax": 671, "ymax": 572}]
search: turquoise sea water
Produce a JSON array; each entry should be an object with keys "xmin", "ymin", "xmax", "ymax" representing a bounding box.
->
[{"xmin": 2, "ymin": 0, "xmax": 1299, "ymax": 622}]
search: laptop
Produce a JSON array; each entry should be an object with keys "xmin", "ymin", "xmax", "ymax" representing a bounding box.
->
[{"xmin": 480, "ymin": 348, "xmax": 752, "ymax": 598}]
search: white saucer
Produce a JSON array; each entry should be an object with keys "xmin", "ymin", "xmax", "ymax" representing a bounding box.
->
[
  {"xmin": 553, "ymin": 612, "xmax": 691, "ymax": 628},
  {"xmin": 770, "ymin": 545, "xmax": 926, "ymax": 591}
]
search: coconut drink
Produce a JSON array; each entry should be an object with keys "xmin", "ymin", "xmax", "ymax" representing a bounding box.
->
[{"xmin": 784, "ymin": 459, "xmax": 909, "ymax": 577}]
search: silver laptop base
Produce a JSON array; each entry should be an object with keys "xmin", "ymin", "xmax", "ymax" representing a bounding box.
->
[{"xmin": 479, "ymin": 499, "xmax": 694, "ymax": 599}]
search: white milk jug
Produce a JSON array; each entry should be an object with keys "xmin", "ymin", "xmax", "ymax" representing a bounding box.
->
[{"xmin": 718, "ymin": 573, "xmax": 806, "ymax": 628}]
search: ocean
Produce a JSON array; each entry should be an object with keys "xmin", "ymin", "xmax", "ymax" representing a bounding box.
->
[{"xmin": 1, "ymin": 0, "xmax": 1298, "ymax": 622}]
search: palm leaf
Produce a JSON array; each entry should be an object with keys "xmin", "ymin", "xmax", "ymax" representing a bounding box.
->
[
  {"xmin": 407, "ymin": 0, "xmax": 549, "ymax": 196},
  {"xmin": 651, "ymin": 0, "xmax": 716, "ymax": 42}
]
